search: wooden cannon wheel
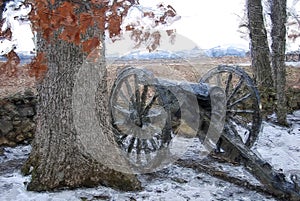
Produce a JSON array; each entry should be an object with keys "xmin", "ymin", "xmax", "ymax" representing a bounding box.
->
[
  {"xmin": 109, "ymin": 67, "xmax": 180, "ymax": 171},
  {"xmin": 199, "ymin": 65, "xmax": 262, "ymax": 150}
]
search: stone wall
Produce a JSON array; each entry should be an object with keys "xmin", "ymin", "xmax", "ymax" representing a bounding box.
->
[
  {"xmin": 0, "ymin": 90, "xmax": 36, "ymax": 147},
  {"xmin": 287, "ymin": 88, "xmax": 300, "ymax": 112}
]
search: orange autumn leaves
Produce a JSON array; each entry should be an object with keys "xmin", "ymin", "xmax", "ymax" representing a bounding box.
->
[
  {"xmin": 30, "ymin": 0, "xmax": 134, "ymax": 49},
  {"xmin": 28, "ymin": 0, "xmax": 129, "ymax": 80},
  {"xmin": 31, "ymin": 1, "xmax": 105, "ymax": 49}
]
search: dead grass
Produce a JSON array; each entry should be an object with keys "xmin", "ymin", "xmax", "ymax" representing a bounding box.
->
[
  {"xmin": 0, "ymin": 63, "xmax": 36, "ymax": 98},
  {"xmin": 1, "ymin": 56, "xmax": 299, "ymax": 98}
]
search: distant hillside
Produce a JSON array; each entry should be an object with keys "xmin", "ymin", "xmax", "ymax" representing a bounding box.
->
[
  {"xmin": 205, "ymin": 45, "xmax": 247, "ymax": 57},
  {"xmin": 0, "ymin": 53, "xmax": 35, "ymax": 64},
  {"xmin": 107, "ymin": 45, "xmax": 248, "ymax": 60}
]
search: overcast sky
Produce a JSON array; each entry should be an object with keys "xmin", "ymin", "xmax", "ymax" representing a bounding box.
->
[
  {"xmin": 4, "ymin": 0, "xmax": 300, "ymax": 54},
  {"xmin": 16, "ymin": 0, "xmax": 248, "ymax": 54},
  {"xmin": 139, "ymin": 0, "xmax": 248, "ymax": 49},
  {"xmin": 106, "ymin": 0, "xmax": 248, "ymax": 55}
]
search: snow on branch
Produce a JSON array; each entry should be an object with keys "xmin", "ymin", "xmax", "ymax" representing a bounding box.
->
[
  {"xmin": 0, "ymin": 0, "xmax": 33, "ymax": 56},
  {"xmin": 119, "ymin": 3, "xmax": 180, "ymax": 51}
]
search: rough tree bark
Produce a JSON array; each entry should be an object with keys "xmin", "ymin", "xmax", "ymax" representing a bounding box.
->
[
  {"xmin": 247, "ymin": 0, "xmax": 274, "ymax": 114},
  {"xmin": 21, "ymin": 1, "xmax": 141, "ymax": 191},
  {"xmin": 270, "ymin": 0, "xmax": 288, "ymax": 125}
]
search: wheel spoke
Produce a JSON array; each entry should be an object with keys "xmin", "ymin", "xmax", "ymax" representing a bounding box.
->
[
  {"xmin": 118, "ymin": 89, "xmax": 130, "ymax": 104},
  {"xmin": 225, "ymin": 73, "xmax": 233, "ymax": 96},
  {"xmin": 149, "ymin": 138, "xmax": 158, "ymax": 151},
  {"xmin": 144, "ymin": 143, "xmax": 152, "ymax": 164},
  {"xmin": 141, "ymin": 85, "xmax": 149, "ymax": 109},
  {"xmin": 136, "ymin": 138, "xmax": 142, "ymax": 154},
  {"xmin": 216, "ymin": 73, "xmax": 222, "ymax": 86},
  {"xmin": 228, "ymin": 93, "xmax": 252, "ymax": 108},
  {"xmin": 124, "ymin": 79, "xmax": 133, "ymax": 98},
  {"xmin": 113, "ymin": 105, "xmax": 132, "ymax": 116},
  {"xmin": 142, "ymin": 139, "xmax": 151, "ymax": 153},
  {"xmin": 153, "ymin": 132, "xmax": 162, "ymax": 143},
  {"xmin": 121, "ymin": 134, "xmax": 128, "ymax": 141},
  {"xmin": 127, "ymin": 137, "xmax": 136, "ymax": 153},
  {"xmin": 227, "ymin": 76, "xmax": 244, "ymax": 102},
  {"xmin": 116, "ymin": 134, "xmax": 128, "ymax": 145},
  {"xmin": 143, "ymin": 93, "xmax": 158, "ymax": 116},
  {"xmin": 228, "ymin": 109, "xmax": 255, "ymax": 114},
  {"xmin": 134, "ymin": 74, "xmax": 141, "ymax": 112}
]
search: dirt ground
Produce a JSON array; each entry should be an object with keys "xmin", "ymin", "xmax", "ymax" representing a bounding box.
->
[{"xmin": 0, "ymin": 56, "xmax": 299, "ymax": 98}]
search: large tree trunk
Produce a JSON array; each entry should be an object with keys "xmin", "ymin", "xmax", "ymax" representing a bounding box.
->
[
  {"xmin": 22, "ymin": 7, "xmax": 141, "ymax": 192},
  {"xmin": 247, "ymin": 0, "xmax": 274, "ymax": 115},
  {"xmin": 270, "ymin": 0, "xmax": 288, "ymax": 125}
]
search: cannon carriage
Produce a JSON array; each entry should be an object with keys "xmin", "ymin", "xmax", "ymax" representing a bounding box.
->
[{"xmin": 109, "ymin": 65, "xmax": 300, "ymax": 200}]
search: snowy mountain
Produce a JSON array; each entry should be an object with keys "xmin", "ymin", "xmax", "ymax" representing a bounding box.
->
[
  {"xmin": 107, "ymin": 45, "xmax": 247, "ymax": 60},
  {"xmin": 0, "ymin": 52, "xmax": 35, "ymax": 64},
  {"xmin": 115, "ymin": 50, "xmax": 181, "ymax": 60},
  {"xmin": 205, "ymin": 45, "xmax": 247, "ymax": 57}
]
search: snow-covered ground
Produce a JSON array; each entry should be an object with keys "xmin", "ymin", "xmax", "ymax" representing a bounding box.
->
[
  {"xmin": 254, "ymin": 111, "xmax": 300, "ymax": 175},
  {"xmin": 0, "ymin": 111, "xmax": 299, "ymax": 201}
]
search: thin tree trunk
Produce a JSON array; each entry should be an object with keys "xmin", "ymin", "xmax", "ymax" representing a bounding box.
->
[
  {"xmin": 270, "ymin": 0, "xmax": 288, "ymax": 125},
  {"xmin": 22, "ymin": 28, "xmax": 141, "ymax": 191},
  {"xmin": 247, "ymin": 0, "xmax": 275, "ymax": 115}
]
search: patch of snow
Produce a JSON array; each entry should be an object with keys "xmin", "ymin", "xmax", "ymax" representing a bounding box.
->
[
  {"xmin": 0, "ymin": 38, "xmax": 15, "ymax": 55},
  {"xmin": 0, "ymin": 145, "xmax": 31, "ymax": 164},
  {"xmin": 286, "ymin": 61, "xmax": 300, "ymax": 68},
  {"xmin": 0, "ymin": 167, "xmax": 276, "ymax": 201},
  {"xmin": 253, "ymin": 111, "xmax": 300, "ymax": 176},
  {"xmin": 121, "ymin": 4, "xmax": 180, "ymax": 32}
]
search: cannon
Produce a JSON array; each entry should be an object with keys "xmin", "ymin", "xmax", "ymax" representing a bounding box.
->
[{"xmin": 109, "ymin": 65, "xmax": 300, "ymax": 200}]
